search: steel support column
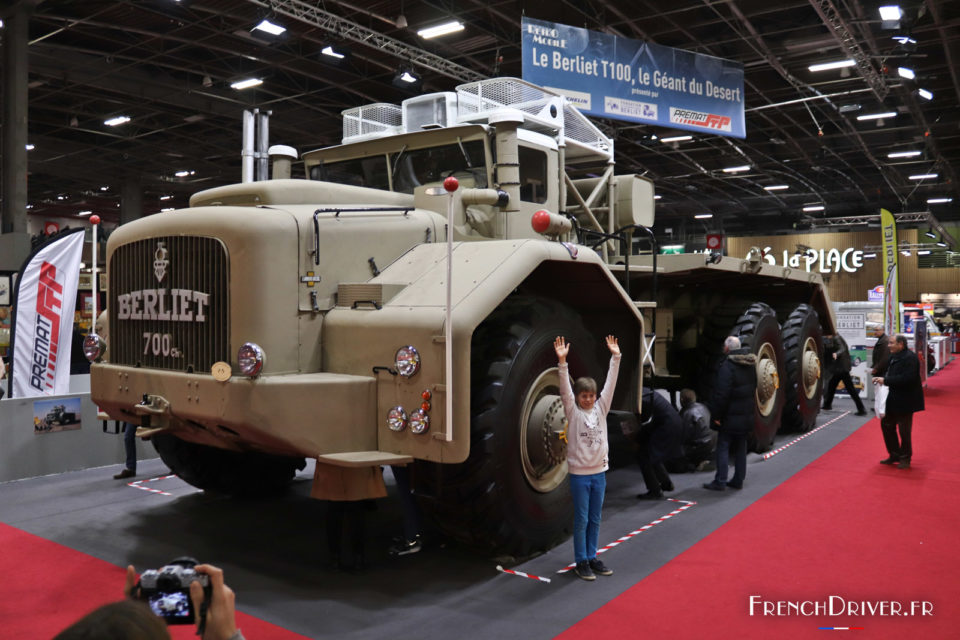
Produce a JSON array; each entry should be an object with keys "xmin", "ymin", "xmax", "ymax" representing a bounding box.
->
[{"xmin": 1, "ymin": 5, "xmax": 30, "ymax": 234}]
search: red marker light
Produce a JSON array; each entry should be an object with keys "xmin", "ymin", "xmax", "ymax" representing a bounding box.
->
[
  {"xmin": 531, "ymin": 210, "xmax": 551, "ymax": 233},
  {"xmin": 421, "ymin": 401, "xmax": 431, "ymax": 412},
  {"xmin": 89, "ymin": 215, "xmax": 101, "ymax": 225},
  {"xmin": 421, "ymin": 390, "xmax": 432, "ymax": 400},
  {"xmin": 443, "ymin": 176, "xmax": 459, "ymax": 192}
]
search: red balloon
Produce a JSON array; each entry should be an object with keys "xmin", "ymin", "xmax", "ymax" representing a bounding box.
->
[
  {"xmin": 89, "ymin": 215, "xmax": 101, "ymax": 225},
  {"xmin": 443, "ymin": 176, "xmax": 459, "ymax": 192}
]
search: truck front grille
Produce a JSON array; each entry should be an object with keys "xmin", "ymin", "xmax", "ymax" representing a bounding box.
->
[{"xmin": 109, "ymin": 236, "xmax": 229, "ymax": 373}]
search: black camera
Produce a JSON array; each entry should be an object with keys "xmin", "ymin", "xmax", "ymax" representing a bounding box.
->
[{"xmin": 136, "ymin": 557, "xmax": 210, "ymax": 625}]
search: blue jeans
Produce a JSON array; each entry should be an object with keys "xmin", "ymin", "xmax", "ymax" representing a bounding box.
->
[
  {"xmin": 714, "ymin": 430, "xmax": 747, "ymax": 486},
  {"xmin": 123, "ymin": 422, "xmax": 137, "ymax": 472},
  {"xmin": 569, "ymin": 471, "xmax": 606, "ymax": 563}
]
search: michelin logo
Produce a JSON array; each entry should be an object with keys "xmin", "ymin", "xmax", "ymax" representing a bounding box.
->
[
  {"xmin": 546, "ymin": 86, "xmax": 591, "ymax": 110},
  {"xmin": 604, "ymin": 96, "xmax": 657, "ymax": 120}
]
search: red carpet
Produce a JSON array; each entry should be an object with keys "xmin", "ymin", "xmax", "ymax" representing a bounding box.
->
[
  {"xmin": 561, "ymin": 360, "xmax": 960, "ymax": 639},
  {"xmin": 0, "ymin": 523, "xmax": 311, "ymax": 639}
]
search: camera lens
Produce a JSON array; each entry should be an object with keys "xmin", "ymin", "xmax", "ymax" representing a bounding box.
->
[{"xmin": 157, "ymin": 575, "xmax": 178, "ymax": 592}]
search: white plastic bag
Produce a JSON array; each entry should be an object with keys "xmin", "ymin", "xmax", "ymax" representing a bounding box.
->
[{"xmin": 874, "ymin": 383, "xmax": 888, "ymax": 418}]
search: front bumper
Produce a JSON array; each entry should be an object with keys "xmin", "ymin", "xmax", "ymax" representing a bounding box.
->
[{"xmin": 91, "ymin": 363, "xmax": 377, "ymax": 458}]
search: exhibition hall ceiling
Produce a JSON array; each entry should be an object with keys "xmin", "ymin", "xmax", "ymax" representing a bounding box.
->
[{"xmin": 5, "ymin": 0, "xmax": 959, "ymax": 237}]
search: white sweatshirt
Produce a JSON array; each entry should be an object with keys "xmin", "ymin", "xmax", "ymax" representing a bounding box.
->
[{"xmin": 559, "ymin": 354, "xmax": 621, "ymax": 475}]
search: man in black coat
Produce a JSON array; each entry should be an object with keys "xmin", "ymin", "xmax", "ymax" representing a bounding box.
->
[
  {"xmin": 635, "ymin": 388, "xmax": 683, "ymax": 499},
  {"xmin": 872, "ymin": 334, "xmax": 924, "ymax": 469},
  {"xmin": 870, "ymin": 331, "xmax": 891, "ymax": 377},
  {"xmin": 821, "ymin": 334, "xmax": 867, "ymax": 415},
  {"xmin": 704, "ymin": 336, "xmax": 757, "ymax": 491}
]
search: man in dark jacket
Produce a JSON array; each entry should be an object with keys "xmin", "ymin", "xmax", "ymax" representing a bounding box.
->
[
  {"xmin": 821, "ymin": 335, "xmax": 867, "ymax": 415},
  {"xmin": 669, "ymin": 389, "xmax": 715, "ymax": 472},
  {"xmin": 870, "ymin": 331, "xmax": 891, "ymax": 376},
  {"xmin": 704, "ymin": 336, "xmax": 757, "ymax": 491},
  {"xmin": 635, "ymin": 388, "xmax": 683, "ymax": 499},
  {"xmin": 872, "ymin": 334, "xmax": 924, "ymax": 469}
]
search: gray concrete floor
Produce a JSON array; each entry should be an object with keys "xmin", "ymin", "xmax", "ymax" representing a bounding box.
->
[{"xmin": 0, "ymin": 399, "xmax": 871, "ymax": 639}]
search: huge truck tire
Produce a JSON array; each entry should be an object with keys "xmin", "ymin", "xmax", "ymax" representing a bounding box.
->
[
  {"xmin": 152, "ymin": 433, "xmax": 306, "ymax": 497},
  {"xmin": 733, "ymin": 302, "xmax": 786, "ymax": 452},
  {"xmin": 780, "ymin": 305, "xmax": 823, "ymax": 433},
  {"xmin": 418, "ymin": 296, "xmax": 602, "ymax": 558}
]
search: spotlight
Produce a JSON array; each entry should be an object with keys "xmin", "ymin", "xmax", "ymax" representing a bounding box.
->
[
  {"xmin": 417, "ymin": 21, "xmax": 464, "ymax": 39},
  {"xmin": 808, "ymin": 59, "xmax": 855, "ymax": 72},
  {"xmin": 916, "ymin": 88, "xmax": 933, "ymax": 101},
  {"xmin": 879, "ymin": 6, "xmax": 902, "ymax": 21},
  {"xmin": 897, "ymin": 67, "xmax": 915, "ymax": 80},
  {"xmin": 253, "ymin": 19, "xmax": 286, "ymax": 36},
  {"xmin": 925, "ymin": 228, "xmax": 936, "ymax": 239},
  {"xmin": 887, "ymin": 150, "xmax": 921, "ymax": 158},
  {"xmin": 857, "ymin": 111, "xmax": 897, "ymax": 121},
  {"xmin": 879, "ymin": 5, "xmax": 902, "ymax": 30},
  {"xmin": 392, "ymin": 68, "xmax": 421, "ymax": 90},
  {"xmin": 231, "ymin": 78, "xmax": 263, "ymax": 90}
]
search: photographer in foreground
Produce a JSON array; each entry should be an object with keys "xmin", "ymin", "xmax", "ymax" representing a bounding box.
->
[{"xmin": 53, "ymin": 562, "xmax": 244, "ymax": 640}]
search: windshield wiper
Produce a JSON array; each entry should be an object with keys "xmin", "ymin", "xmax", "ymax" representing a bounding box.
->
[
  {"xmin": 456, "ymin": 138, "xmax": 473, "ymax": 168},
  {"xmin": 391, "ymin": 144, "xmax": 408, "ymax": 180}
]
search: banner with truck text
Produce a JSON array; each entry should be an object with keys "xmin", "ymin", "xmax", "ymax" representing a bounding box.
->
[
  {"xmin": 879, "ymin": 208, "xmax": 900, "ymax": 335},
  {"xmin": 8, "ymin": 228, "xmax": 84, "ymax": 398},
  {"xmin": 521, "ymin": 17, "xmax": 745, "ymax": 138}
]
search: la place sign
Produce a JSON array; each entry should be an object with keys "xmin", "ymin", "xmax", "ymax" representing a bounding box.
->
[{"xmin": 751, "ymin": 246, "xmax": 866, "ymax": 274}]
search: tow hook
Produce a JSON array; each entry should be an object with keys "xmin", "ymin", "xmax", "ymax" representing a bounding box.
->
[{"xmin": 132, "ymin": 393, "xmax": 172, "ymax": 434}]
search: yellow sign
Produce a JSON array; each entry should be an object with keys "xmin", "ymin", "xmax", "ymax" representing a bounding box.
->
[{"xmin": 879, "ymin": 208, "xmax": 900, "ymax": 334}]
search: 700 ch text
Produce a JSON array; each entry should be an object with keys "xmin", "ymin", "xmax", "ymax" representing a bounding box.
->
[{"xmin": 143, "ymin": 332, "xmax": 182, "ymax": 358}]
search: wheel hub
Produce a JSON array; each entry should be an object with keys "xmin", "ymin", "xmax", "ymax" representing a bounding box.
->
[
  {"xmin": 755, "ymin": 342, "xmax": 780, "ymax": 417},
  {"xmin": 519, "ymin": 368, "xmax": 568, "ymax": 493},
  {"xmin": 801, "ymin": 337, "xmax": 821, "ymax": 399}
]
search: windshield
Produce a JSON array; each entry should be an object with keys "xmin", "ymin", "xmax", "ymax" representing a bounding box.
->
[
  {"xmin": 392, "ymin": 140, "xmax": 487, "ymax": 193},
  {"xmin": 309, "ymin": 156, "xmax": 389, "ymax": 190},
  {"xmin": 311, "ymin": 140, "xmax": 487, "ymax": 193}
]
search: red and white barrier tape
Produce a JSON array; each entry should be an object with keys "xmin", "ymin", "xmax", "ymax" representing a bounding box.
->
[
  {"xmin": 557, "ymin": 498, "xmax": 698, "ymax": 574},
  {"xmin": 762, "ymin": 411, "xmax": 849, "ymax": 460},
  {"xmin": 496, "ymin": 565, "xmax": 552, "ymax": 583},
  {"xmin": 127, "ymin": 474, "xmax": 178, "ymax": 497}
]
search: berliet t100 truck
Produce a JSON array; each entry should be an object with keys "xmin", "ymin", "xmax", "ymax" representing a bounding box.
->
[{"xmin": 89, "ymin": 78, "xmax": 836, "ymax": 556}]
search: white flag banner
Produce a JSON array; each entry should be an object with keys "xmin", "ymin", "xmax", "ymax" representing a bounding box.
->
[{"xmin": 9, "ymin": 228, "xmax": 85, "ymax": 398}]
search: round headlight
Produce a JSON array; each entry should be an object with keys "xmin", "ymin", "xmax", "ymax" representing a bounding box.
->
[
  {"xmin": 237, "ymin": 342, "xmax": 265, "ymax": 377},
  {"xmin": 395, "ymin": 345, "xmax": 421, "ymax": 377},
  {"xmin": 409, "ymin": 409, "xmax": 430, "ymax": 434},
  {"xmin": 387, "ymin": 406, "xmax": 408, "ymax": 431},
  {"xmin": 82, "ymin": 333, "xmax": 105, "ymax": 362}
]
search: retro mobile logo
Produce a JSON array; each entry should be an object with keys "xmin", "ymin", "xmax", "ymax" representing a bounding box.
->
[
  {"xmin": 669, "ymin": 107, "xmax": 732, "ymax": 132},
  {"xmin": 117, "ymin": 241, "xmax": 211, "ymax": 322},
  {"xmin": 30, "ymin": 262, "xmax": 64, "ymax": 392}
]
